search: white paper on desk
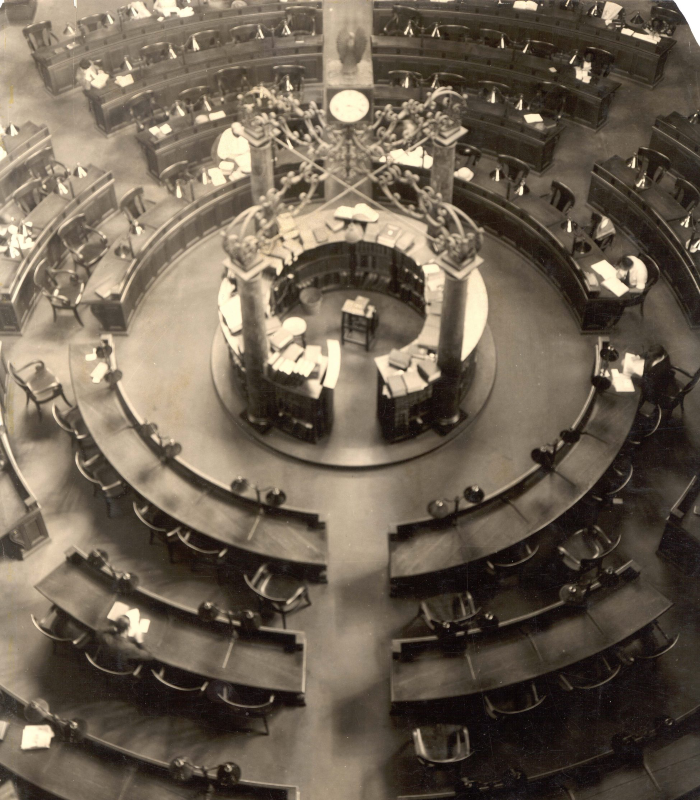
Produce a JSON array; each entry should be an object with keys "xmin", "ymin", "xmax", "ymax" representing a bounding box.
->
[
  {"xmin": 222, "ymin": 294, "xmax": 242, "ymax": 333},
  {"xmin": 21, "ymin": 725, "xmax": 54, "ymax": 751},
  {"xmin": 602, "ymin": 277, "xmax": 629, "ymax": 297},
  {"xmin": 633, "ymin": 31, "xmax": 661, "ymax": 43},
  {"xmin": 422, "ymin": 263, "xmax": 441, "ymax": 277},
  {"xmin": 148, "ymin": 125, "xmax": 161, "ymax": 136},
  {"xmin": 513, "ymin": 0, "xmax": 538, "ymax": 9},
  {"xmin": 90, "ymin": 362, "xmax": 109, "ymax": 383},
  {"xmin": 610, "ymin": 369, "xmax": 635, "ymax": 393},
  {"xmin": 209, "ymin": 110, "xmax": 226, "ymax": 121},
  {"xmin": 66, "ymin": 41, "xmax": 80, "ymax": 50},
  {"xmin": 115, "ymin": 74, "xmax": 135, "ymax": 88},
  {"xmin": 0, "ymin": 721, "xmax": 9, "ymax": 742},
  {"xmin": 177, "ymin": 6, "xmax": 194, "ymax": 15},
  {"xmin": 602, "ymin": 2, "xmax": 623, "ymax": 21},
  {"xmin": 622, "ymin": 352, "xmax": 645, "ymax": 378},
  {"xmin": 108, "ymin": 600, "xmax": 131, "ymax": 622},
  {"xmin": 0, "ymin": 149, "xmax": 7, "ymax": 163},
  {"xmin": 219, "ymin": 160, "xmax": 235, "ymax": 174},
  {"xmin": 84, "ymin": 350, "xmax": 97, "ymax": 362},
  {"xmin": 575, "ymin": 67, "xmax": 592, "ymax": 83},
  {"xmin": 159, "ymin": 123, "xmax": 172, "ymax": 135},
  {"xmin": 523, "ymin": 113, "xmax": 543, "ymax": 124},
  {"xmin": 208, "ymin": 168, "xmax": 227, "ymax": 187},
  {"xmin": 590, "ymin": 259, "xmax": 618, "ymax": 281}
]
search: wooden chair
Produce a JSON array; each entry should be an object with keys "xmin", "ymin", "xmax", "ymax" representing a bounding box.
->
[
  {"xmin": 534, "ymin": 80, "xmax": 567, "ymax": 121},
  {"xmin": 273, "ymin": 64, "xmax": 305, "ymax": 94},
  {"xmin": 618, "ymin": 620, "xmax": 679, "ymax": 662},
  {"xmin": 77, "ymin": 14, "xmax": 108, "ymax": 35},
  {"xmin": 140, "ymin": 42, "xmax": 175, "ymax": 65},
  {"xmin": 557, "ymin": 525, "xmax": 621, "ymax": 575},
  {"xmin": 412, "ymin": 724, "xmax": 472, "ymax": 769},
  {"xmin": 177, "ymin": 85, "xmax": 214, "ymax": 114},
  {"xmin": 84, "ymin": 648, "xmax": 144, "ymax": 678},
  {"xmin": 214, "ymin": 66, "xmax": 249, "ymax": 98},
  {"xmin": 8, "ymin": 360, "xmax": 69, "ymax": 419},
  {"xmin": 492, "ymin": 154, "xmax": 531, "ymax": 197},
  {"xmin": 657, "ymin": 364, "xmax": 700, "ymax": 417},
  {"xmin": 57, "ymin": 213, "xmax": 109, "ymax": 274},
  {"xmin": 382, "ymin": 5, "xmax": 423, "ymax": 37},
  {"xmin": 31, "ymin": 607, "xmax": 89, "ymax": 653},
  {"xmin": 546, "ymin": 180, "xmax": 576, "ymax": 215},
  {"xmin": 33, "ymin": 259, "xmax": 85, "ymax": 326},
  {"xmin": 587, "ymin": 211, "xmax": 615, "ymax": 250},
  {"xmin": 436, "ymin": 24, "xmax": 470, "ymax": 42},
  {"xmin": 428, "ymin": 72, "xmax": 466, "ymax": 92},
  {"xmin": 128, "ymin": 90, "xmax": 169, "ymax": 132},
  {"xmin": 485, "ymin": 539, "xmax": 538, "ymax": 577},
  {"xmin": 522, "ymin": 39, "xmax": 559, "ymax": 59},
  {"xmin": 23, "ymin": 21, "xmax": 59, "ymax": 53},
  {"xmin": 650, "ymin": 5, "xmax": 683, "ymax": 36},
  {"xmin": 150, "ymin": 666, "xmax": 209, "ymax": 696},
  {"xmin": 416, "ymin": 591, "xmax": 480, "ymax": 632},
  {"xmin": 184, "ymin": 29, "xmax": 221, "ymax": 52},
  {"xmin": 25, "ymin": 147, "xmax": 70, "ymax": 188},
  {"xmin": 119, "ymin": 187, "xmax": 155, "ymax": 230},
  {"xmin": 673, "ymin": 176, "xmax": 700, "ymax": 213},
  {"xmin": 583, "ymin": 47, "xmax": 615, "ymax": 80},
  {"xmin": 52, "ymin": 403, "xmax": 94, "ymax": 451},
  {"xmin": 388, "ymin": 70, "xmax": 422, "ymax": 90},
  {"xmin": 11, "ymin": 178, "xmax": 46, "ymax": 215},
  {"xmin": 74, "ymin": 451, "xmax": 129, "ymax": 517},
  {"xmin": 589, "ymin": 453, "xmax": 634, "ymax": 501},
  {"xmin": 229, "ymin": 23, "xmax": 270, "ymax": 43},
  {"xmin": 159, "ymin": 161, "xmax": 195, "ymax": 201},
  {"xmin": 478, "ymin": 80, "xmax": 509, "ymax": 104},
  {"xmin": 244, "ymin": 564, "xmax": 311, "ymax": 629},
  {"xmin": 279, "ymin": 7, "xmax": 316, "ymax": 37},
  {"xmin": 456, "ymin": 143, "xmax": 482, "ymax": 168},
  {"xmin": 484, "ymin": 682, "xmax": 546, "ymax": 719},
  {"xmin": 132, "ymin": 499, "xmax": 179, "ymax": 559},
  {"xmin": 479, "ymin": 28, "xmax": 511, "ymax": 49},
  {"xmin": 206, "ymin": 680, "xmax": 275, "ymax": 735},
  {"xmin": 557, "ymin": 653, "xmax": 621, "ymax": 691},
  {"xmin": 175, "ymin": 528, "xmax": 228, "ymax": 576}
]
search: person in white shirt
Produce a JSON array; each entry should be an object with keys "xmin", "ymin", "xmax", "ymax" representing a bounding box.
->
[
  {"xmin": 153, "ymin": 0, "xmax": 178, "ymax": 15},
  {"xmin": 217, "ymin": 122, "xmax": 252, "ymax": 174},
  {"xmin": 388, "ymin": 119, "xmax": 433, "ymax": 169},
  {"xmin": 76, "ymin": 59, "xmax": 108, "ymax": 91},
  {"xmin": 616, "ymin": 255, "xmax": 647, "ymax": 293},
  {"xmin": 127, "ymin": 0, "xmax": 152, "ymax": 17}
]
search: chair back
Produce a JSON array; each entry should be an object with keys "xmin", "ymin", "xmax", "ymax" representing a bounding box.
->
[
  {"xmin": 23, "ymin": 21, "xmax": 55, "ymax": 52},
  {"xmin": 215, "ymin": 66, "xmax": 249, "ymax": 96},
  {"xmin": 456, "ymin": 143, "xmax": 482, "ymax": 167},
  {"xmin": 177, "ymin": 85, "xmax": 211, "ymax": 111},
  {"xmin": 548, "ymin": 180, "xmax": 576, "ymax": 214},
  {"xmin": 557, "ymin": 524, "xmax": 620, "ymax": 572},
  {"xmin": 498, "ymin": 155, "xmax": 529, "ymax": 185},
  {"xmin": 536, "ymin": 80, "xmax": 567, "ymax": 116},
  {"xmin": 650, "ymin": 5, "xmax": 683, "ymax": 35},
  {"xmin": 672, "ymin": 366, "xmax": 700, "ymax": 410},
  {"xmin": 186, "ymin": 29, "xmax": 221, "ymax": 52},
  {"xmin": 140, "ymin": 42, "xmax": 173, "ymax": 65},
  {"xmin": 583, "ymin": 46, "xmax": 615, "ymax": 78},
  {"xmin": 478, "ymin": 80, "xmax": 509, "ymax": 104},
  {"xmin": 674, "ymin": 177, "xmax": 700, "ymax": 212},
  {"xmin": 119, "ymin": 187, "xmax": 147, "ymax": 225},
  {"xmin": 284, "ymin": 7, "xmax": 316, "ymax": 36},
  {"xmin": 151, "ymin": 666, "xmax": 208, "ymax": 692},
  {"xmin": 25, "ymin": 147, "xmax": 56, "ymax": 180},
  {"xmin": 12, "ymin": 178, "xmax": 45, "ymax": 215},
  {"xmin": 437, "ymin": 24, "xmax": 470, "ymax": 41},
  {"xmin": 273, "ymin": 64, "xmax": 305, "ymax": 93},
  {"xmin": 420, "ymin": 591, "xmax": 480, "ymax": 630},
  {"xmin": 129, "ymin": 90, "xmax": 157, "ymax": 123},
  {"xmin": 33, "ymin": 258, "xmax": 57, "ymax": 292},
  {"xmin": 484, "ymin": 681, "xmax": 545, "ymax": 719},
  {"xmin": 77, "ymin": 14, "xmax": 108, "ymax": 36},
  {"xmin": 523, "ymin": 39, "xmax": 559, "ymax": 59},
  {"xmin": 636, "ymin": 147, "xmax": 671, "ymax": 186},
  {"xmin": 428, "ymin": 72, "xmax": 466, "ymax": 91},
  {"xmin": 159, "ymin": 161, "xmax": 192, "ymax": 197},
  {"xmin": 230, "ymin": 23, "xmax": 265, "ymax": 43},
  {"xmin": 389, "ymin": 70, "xmax": 422, "ymax": 90},
  {"xmin": 383, "ymin": 5, "xmax": 422, "ymax": 36},
  {"xmin": 413, "ymin": 724, "xmax": 471, "ymax": 767},
  {"xmin": 57, "ymin": 214, "xmax": 90, "ymax": 251},
  {"xmin": 479, "ymin": 28, "xmax": 510, "ymax": 48},
  {"xmin": 8, "ymin": 362, "xmax": 30, "ymax": 391}
]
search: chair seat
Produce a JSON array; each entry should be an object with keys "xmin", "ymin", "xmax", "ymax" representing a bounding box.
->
[
  {"xmin": 48, "ymin": 280, "xmax": 82, "ymax": 306},
  {"xmin": 76, "ymin": 240, "xmax": 108, "ymax": 267},
  {"xmin": 26, "ymin": 367, "xmax": 60, "ymax": 398}
]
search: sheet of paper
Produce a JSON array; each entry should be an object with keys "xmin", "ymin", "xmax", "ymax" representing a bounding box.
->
[
  {"xmin": 177, "ymin": 5, "xmax": 195, "ymax": 15},
  {"xmin": 209, "ymin": 110, "xmax": 226, "ymax": 121},
  {"xmin": 219, "ymin": 160, "xmax": 235, "ymax": 174},
  {"xmin": 590, "ymin": 259, "xmax": 618, "ymax": 281},
  {"xmin": 524, "ymin": 113, "xmax": 543, "ymax": 124},
  {"xmin": 602, "ymin": 277, "xmax": 629, "ymax": 297},
  {"xmin": 90, "ymin": 362, "xmax": 109, "ymax": 383},
  {"xmin": 601, "ymin": 1, "xmax": 623, "ymax": 21},
  {"xmin": 610, "ymin": 369, "xmax": 635, "ymax": 393},
  {"xmin": 222, "ymin": 294, "xmax": 242, "ymax": 332},
  {"xmin": 21, "ymin": 725, "xmax": 54, "ymax": 750},
  {"xmin": 0, "ymin": 149, "xmax": 7, "ymax": 163},
  {"xmin": 115, "ymin": 74, "xmax": 135, "ymax": 88},
  {"xmin": 622, "ymin": 352, "xmax": 645, "ymax": 378},
  {"xmin": 207, "ymin": 168, "xmax": 227, "ymax": 187},
  {"xmin": 84, "ymin": 350, "xmax": 97, "ymax": 362},
  {"xmin": 633, "ymin": 31, "xmax": 661, "ymax": 43},
  {"xmin": 139, "ymin": 618, "xmax": 151, "ymax": 634},
  {"xmin": 159, "ymin": 123, "xmax": 172, "ymax": 136},
  {"xmin": 108, "ymin": 600, "xmax": 131, "ymax": 622},
  {"xmin": 148, "ymin": 126, "xmax": 161, "ymax": 136}
]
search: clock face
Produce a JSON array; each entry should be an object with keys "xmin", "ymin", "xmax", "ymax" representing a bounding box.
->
[{"xmin": 329, "ymin": 89, "xmax": 370, "ymax": 124}]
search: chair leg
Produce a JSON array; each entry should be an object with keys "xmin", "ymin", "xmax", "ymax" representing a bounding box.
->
[
  {"xmin": 34, "ymin": 400, "xmax": 42, "ymax": 420},
  {"xmin": 51, "ymin": 306, "xmax": 57, "ymax": 324},
  {"xmin": 281, "ymin": 611, "xmax": 287, "ymax": 630},
  {"xmin": 59, "ymin": 389, "xmax": 71, "ymax": 407},
  {"xmin": 262, "ymin": 716, "xmax": 269, "ymax": 736},
  {"xmin": 74, "ymin": 307, "xmax": 84, "ymax": 327}
]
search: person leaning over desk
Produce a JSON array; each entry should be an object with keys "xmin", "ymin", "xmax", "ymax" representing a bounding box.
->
[
  {"xmin": 76, "ymin": 59, "xmax": 109, "ymax": 91},
  {"xmin": 616, "ymin": 255, "xmax": 647, "ymax": 293},
  {"xmin": 217, "ymin": 121, "xmax": 252, "ymax": 174},
  {"xmin": 96, "ymin": 615, "xmax": 153, "ymax": 671}
]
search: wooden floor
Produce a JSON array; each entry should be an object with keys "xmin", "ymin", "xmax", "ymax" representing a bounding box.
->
[{"xmin": 2, "ymin": 2, "xmax": 700, "ymax": 799}]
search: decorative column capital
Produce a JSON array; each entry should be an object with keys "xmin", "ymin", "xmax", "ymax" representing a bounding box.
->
[
  {"xmin": 433, "ymin": 124, "xmax": 468, "ymax": 149},
  {"xmin": 433, "ymin": 232, "xmax": 484, "ymax": 281},
  {"xmin": 223, "ymin": 232, "xmax": 267, "ymax": 280}
]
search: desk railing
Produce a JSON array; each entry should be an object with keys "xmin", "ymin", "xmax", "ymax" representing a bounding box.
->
[{"xmin": 0, "ymin": 124, "xmax": 52, "ymax": 206}]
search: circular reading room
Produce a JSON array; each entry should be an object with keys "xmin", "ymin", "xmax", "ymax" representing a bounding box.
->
[{"xmin": 1, "ymin": 1, "xmax": 700, "ymax": 800}]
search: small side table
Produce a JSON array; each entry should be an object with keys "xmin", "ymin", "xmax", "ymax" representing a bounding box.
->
[
  {"xmin": 341, "ymin": 297, "xmax": 378, "ymax": 351},
  {"xmin": 282, "ymin": 316, "xmax": 307, "ymax": 347}
]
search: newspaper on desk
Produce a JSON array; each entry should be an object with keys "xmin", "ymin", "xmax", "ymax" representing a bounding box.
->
[
  {"xmin": 21, "ymin": 725, "xmax": 54, "ymax": 751},
  {"xmin": 610, "ymin": 368, "xmax": 635, "ymax": 393},
  {"xmin": 115, "ymin": 74, "xmax": 135, "ymax": 88},
  {"xmin": 622, "ymin": 352, "xmax": 645, "ymax": 378},
  {"xmin": 107, "ymin": 601, "xmax": 150, "ymax": 643},
  {"xmin": 590, "ymin": 259, "xmax": 629, "ymax": 296}
]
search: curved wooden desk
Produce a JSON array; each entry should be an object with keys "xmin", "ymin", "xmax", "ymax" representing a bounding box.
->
[
  {"xmin": 390, "ymin": 568, "xmax": 671, "ymax": 711},
  {"xmin": 0, "ymin": 381, "xmax": 50, "ymax": 561},
  {"xmin": 373, "ymin": 37, "xmax": 621, "ymax": 130},
  {"xmin": 650, "ymin": 112, "xmax": 700, "ymax": 189},
  {"xmin": 373, "ymin": 1, "xmax": 676, "ymax": 87},
  {"xmin": 588, "ymin": 154, "xmax": 700, "ymax": 328},
  {"xmin": 31, "ymin": 0, "xmax": 321, "ymax": 95},
  {"xmin": 0, "ymin": 166, "xmax": 117, "ymax": 333},
  {"xmin": 0, "ymin": 122, "xmax": 52, "ymax": 206},
  {"xmin": 0, "ymin": 684, "xmax": 299, "ymax": 800},
  {"xmin": 35, "ymin": 546, "xmax": 307, "ymax": 701},
  {"xmin": 388, "ymin": 341, "xmax": 640, "ymax": 594},
  {"xmin": 69, "ymin": 339, "xmax": 328, "ymax": 581},
  {"xmin": 86, "ymin": 38, "xmax": 322, "ymax": 135}
]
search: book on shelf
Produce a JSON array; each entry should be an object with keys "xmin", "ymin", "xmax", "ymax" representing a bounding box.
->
[{"xmin": 388, "ymin": 349, "xmax": 411, "ymax": 370}]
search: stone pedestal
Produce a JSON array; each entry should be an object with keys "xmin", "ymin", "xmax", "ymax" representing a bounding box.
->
[
  {"xmin": 434, "ymin": 272, "xmax": 470, "ymax": 426},
  {"xmin": 429, "ymin": 126, "xmax": 467, "ymax": 204},
  {"xmin": 237, "ymin": 272, "xmax": 271, "ymax": 426}
]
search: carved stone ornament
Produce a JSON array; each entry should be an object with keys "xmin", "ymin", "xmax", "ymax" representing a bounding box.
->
[{"xmin": 223, "ymin": 233, "xmax": 262, "ymax": 273}]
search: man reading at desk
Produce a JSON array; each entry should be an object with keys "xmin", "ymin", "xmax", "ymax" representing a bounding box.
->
[
  {"xmin": 76, "ymin": 59, "xmax": 109, "ymax": 91},
  {"xmin": 616, "ymin": 255, "xmax": 647, "ymax": 293},
  {"xmin": 217, "ymin": 122, "xmax": 252, "ymax": 175},
  {"xmin": 97, "ymin": 615, "xmax": 153, "ymax": 671}
]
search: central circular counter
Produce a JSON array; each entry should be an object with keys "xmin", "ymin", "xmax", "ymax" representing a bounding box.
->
[{"xmin": 212, "ymin": 201, "xmax": 495, "ymax": 468}]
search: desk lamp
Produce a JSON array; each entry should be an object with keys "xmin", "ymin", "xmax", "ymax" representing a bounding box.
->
[
  {"xmin": 428, "ymin": 22, "xmax": 441, "ymax": 37},
  {"xmin": 72, "ymin": 164, "xmax": 88, "ymax": 179},
  {"xmin": 489, "ymin": 163, "xmax": 507, "ymax": 183},
  {"xmin": 201, "ymin": 95, "xmax": 213, "ymax": 113},
  {"xmin": 230, "ymin": 476, "xmax": 287, "ymax": 507},
  {"xmin": 629, "ymin": 11, "xmax": 645, "ymax": 26},
  {"xmin": 427, "ymin": 497, "xmax": 459, "ymax": 519},
  {"xmin": 464, "ymin": 485, "xmax": 484, "ymax": 505},
  {"xmin": 512, "ymin": 174, "xmax": 529, "ymax": 197},
  {"xmin": 278, "ymin": 18, "xmax": 292, "ymax": 37},
  {"xmin": 171, "ymin": 101, "xmax": 188, "ymax": 118},
  {"xmin": 190, "ymin": 36, "xmax": 200, "ymax": 52},
  {"xmin": 24, "ymin": 698, "xmax": 87, "ymax": 743},
  {"xmin": 678, "ymin": 210, "xmax": 695, "ymax": 229},
  {"xmin": 104, "ymin": 12, "xmax": 115, "ymax": 26},
  {"xmin": 625, "ymin": 151, "xmax": 640, "ymax": 170},
  {"xmin": 402, "ymin": 18, "xmax": 419, "ymax": 37},
  {"xmin": 169, "ymin": 756, "xmax": 242, "ymax": 791},
  {"xmin": 686, "ymin": 231, "xmax": 700, "ymax": 253},
  {"xmin": 63, "ymin": 22, "xmax": 76, "ymax": 36},
  {"xmin": 123, "ymin": 55, "xmax": 134, "ymax": 72},
  {"xmin": 689, "ymin": 110, "xmax": 700, "ymax": 125},
  {"xmin": 568, "ymin": 49, "xmax": 581, "ymax": 66},
  {"xmin": 54, "ymin": 176, "xmax": 74, "ymax": 198},
  {"xmin": 168, "ymin": 43, "xmax": 179, "ymax": 60},
  {"xmin": 513, "ymin": 93, "xmax": 526, "ymax": 111},
  {"xmin": 198, "ymin": 601, "xmax": 262, "ymax": 632},
  {"xmin": 254, "ymin": 23, "xmax": 267, "ymax": 39},
  {"xmin": 483, "ymin": 86, "xmax": 501, "ymax": 104}
]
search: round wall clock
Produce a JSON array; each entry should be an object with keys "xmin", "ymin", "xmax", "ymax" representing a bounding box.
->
[{"xmin": 328, "ymin": 89, "xmax": 370, "ymax": 124}]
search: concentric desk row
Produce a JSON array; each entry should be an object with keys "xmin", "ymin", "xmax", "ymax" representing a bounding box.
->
[
  {"xmin": 36, "ymin": 546, "xmax": 307, "ymax": 700},
  {"xmin": 0, "ymin": 684, "xmax": 299, "ymax": 800},
  {"xmin": 0, "ymin": 166, "xmax": 117, "ymax": 333},
  {"xmin": 650, "ymin": 111, "xmax": 700, "ymax": 189},
  {"xmin": 32, "ymin": 0, "xmax": 321, "ymax": 95},
  {"xmin": 0, "ymin": 342, "xmax": 50, "ymax": 560},
  {"xmin": 388, "ymin": 339, "xmax": 641, "ymax": 594},
  {"xmin": 85, "ymin": 37, "xmax": 322, "ymax": 135},
  {"xmin": 390, "ymin": 560, "xmax": 671, "ymax": 711},
  {"xmin": 69, "ymin": 337, "xmax": 328, "ymax": 580},
  {"xmin": 373, "ymin": 0, "xmax": 676, "ymax": 87},
  {"xmin": 373, "ymin": 35, "xmax": 621, "ymax": 130},
  {"xmin": 0, "ymin": 121, "xmax": 52, "ymax": 206},
  {"xmin": 588, "ymin": 154, "xmax": 700, "ymax": 327}
]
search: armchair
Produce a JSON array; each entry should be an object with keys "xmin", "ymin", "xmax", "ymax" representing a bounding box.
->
[
  {"xmin": 244, "ymin": 563, "xmax": 311, "ymax": 629},
  {"xmin": 273, "ymin": 64, "xmax": 305, "ymax": 95},
  {"xmin": 557, "ymin": 525, "xmax": 621, "ymax": 575},
  {"xmin": 412, "ymin": 724, "xmax": 472, "ymax": 769},
  {"xmin": 129, "ymin": 89, "xmax": 169, "ymax": 132},
  {"xmin": 23, "ymin": 21, "xmax": 59, "ymax": 53},
  {"xmin": 159, "ymin": 161, "xmax": 195, "ymax": 201},
  {"xmin": 33, "ymin": 259, "xmax": 85, "ymax": 326},
  {"xmin": 229, "ymin": 23, "xmax": 271, "ymax": 43},
  {"xmin": 8, "ymin": 359, "xmax": 69, "ymax": 418},
  {"xmin": 416, "ymin": 591, "xmax": 481, "ymax": 633},
  {"xmin": 207, "ymin": 680, "xmax": 275, "ymax": 735},
  {"xmin": 557, "ymin": 653, "xmax": 621, "ymax": 691},
  {"xmin": 11, "ymin": 178, "xmax": 46, "ymax": 215},
  {"xmin": 382, "ymin": 5, "xmax": 423, "ymax": 37},
  {"xmin": 57, "ymin": 213, "xmax": 109, "ymax": 273},
  {"xmin": 74, "ymin": 450, "xmax": 129, "ymax": 517},
  {"xmin": 52, "ymin": 403, "xmax": 94, "ymax": 452},
  {"xmin": 484, "ymin": 681, "xmax": 546, "ymax": 719},
  {"xmin": 215, "ymin": 66, "xmax": 249, "ymax": 98}
]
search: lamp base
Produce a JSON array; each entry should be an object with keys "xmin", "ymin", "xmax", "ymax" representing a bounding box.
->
[
  {"xmin": 432, "ymin": 408, "xmax": 469, "ymax": 437},
  {"xmin": 239, "ymin": 409, "xmax": 273, "ymax": 435}
]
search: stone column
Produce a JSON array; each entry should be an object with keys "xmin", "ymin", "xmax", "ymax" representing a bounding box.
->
[
  {"xmin": 241, "ymin": 124, "xmax": 275, "ymax": 204},
  {"xmin": 237, "ymin": 271, "xmax": 271, "ymax": 426},
  {"xmin": 429, "ymin": 126, "xmax": 467, "ymax": 204}
]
